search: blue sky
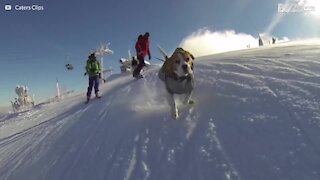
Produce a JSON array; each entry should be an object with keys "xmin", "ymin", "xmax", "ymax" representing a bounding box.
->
[{"xmin": 0, "ymin": 0, "xmax": 319, "ymax": 106}]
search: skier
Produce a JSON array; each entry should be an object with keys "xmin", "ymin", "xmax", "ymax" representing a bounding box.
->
[
  {"xmin": 259, "ymin": 37, "xmax": 263, "ymax": 46},
  {"xmin": 272, "ymin": 37, "xmax": 276, "ymax": 44},
  {"xmin": 133, "ymin": 32, "xmax": 151, "ymax": 78},
  {"xmin": 85, "ymin": 53, "xmax": 102, "ymax": 102}
]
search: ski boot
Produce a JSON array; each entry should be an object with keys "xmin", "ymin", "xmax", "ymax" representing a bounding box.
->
[
  {"xmin": 85, "ymin": 96, "xmax": 90, "ymax": 104},
  {"xmin": 95, "ymin": 92, "xmax": 101, "ymax": 99}
]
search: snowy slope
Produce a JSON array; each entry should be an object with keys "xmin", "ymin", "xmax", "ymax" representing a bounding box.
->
[{"xmin": 0, "ymin": 41, "xmax": 320, "ymax": 180}]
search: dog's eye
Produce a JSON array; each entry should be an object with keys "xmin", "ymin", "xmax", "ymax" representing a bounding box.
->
[
  {"xmin": 175, "ymin": 60, "xmax": 180, "ymax": 64},
  {"xmin": 185, "ymin": 57, "xmax": 190, "ymax": 62}
]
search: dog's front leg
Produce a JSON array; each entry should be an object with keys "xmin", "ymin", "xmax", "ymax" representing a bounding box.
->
[
  {"xmin": 183, "ymin": 91, "xmax": 194, "ymax": 105},
  {"xmin": 167, "ymin": 93, "xmax": 178, "ymax": 119}
]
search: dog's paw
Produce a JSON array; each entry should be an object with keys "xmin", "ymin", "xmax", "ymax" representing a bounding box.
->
[
  {"xmin": 188, "ymin": 99, "xmax": 195, "ymax": 105},
  {"xmin": 171, "ymin": 108, "xmax": 179, "ymax": 120},
  {"xmin": 172, "ymin": 114, "xmax": 178, "ymax": 120},
  {"xmin": 184, "ymin": 99, "xmax": 195, "ymax": 105}
]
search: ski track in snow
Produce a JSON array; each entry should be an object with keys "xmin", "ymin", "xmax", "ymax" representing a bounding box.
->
[{"xmin": 0, "ymin": 42, "xmax": 320, "ymax": 180}]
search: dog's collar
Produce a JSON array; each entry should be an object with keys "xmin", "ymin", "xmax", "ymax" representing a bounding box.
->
[
  {"xmin": 167, "ymin": 73, "xmax": 192, "ymax": 82},
  {"xmin": 177, "ymin": 75, "xmax": 191, "ymax": 82}
]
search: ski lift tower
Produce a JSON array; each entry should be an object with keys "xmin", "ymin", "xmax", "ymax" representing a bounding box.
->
[{"xmin": 94, "ymin": 43, "xmax": 114, "ymax": 83}]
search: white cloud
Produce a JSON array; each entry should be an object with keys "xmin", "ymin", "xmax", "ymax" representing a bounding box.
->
[{"xmin": 179, "ymin": 28, "xmax": 258, "ymax": 57}]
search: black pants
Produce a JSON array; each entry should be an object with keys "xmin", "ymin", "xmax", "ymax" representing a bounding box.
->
[{"xmin": 133, "ymin": 55, "xmax": 145, "ymax": 76}]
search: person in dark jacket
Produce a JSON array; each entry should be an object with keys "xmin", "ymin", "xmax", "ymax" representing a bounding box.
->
[
  {"xmin": 131, "ymin": 56, "xmax": 138, "ymax": 70},
  {"xmin": 133, "ymin": 32, "xmax": 151, "ymax": 78},
  {"xmin": 85, "ymin": 53, "xmax": 101, "ymax": 101}
]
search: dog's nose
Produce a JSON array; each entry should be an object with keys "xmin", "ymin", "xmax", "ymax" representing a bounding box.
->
[{"xmin": 182, "ymin": 64, "xmax": 188, "ymax": 70}]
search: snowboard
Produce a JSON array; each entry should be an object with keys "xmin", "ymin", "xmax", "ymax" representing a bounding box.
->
[{"xmin": 133, "ymin": 74, "xmax": 143, "ymax": 79}]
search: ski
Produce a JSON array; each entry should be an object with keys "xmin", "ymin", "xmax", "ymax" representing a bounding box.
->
[{"xmin": 133, "ymin": 74, "xmax": 144, "ymax": 79}]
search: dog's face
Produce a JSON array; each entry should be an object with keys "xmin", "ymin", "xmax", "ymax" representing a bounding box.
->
[
  {"xmin": 163, "ymin": 48, "xmax": 194, "ymax": 77},
  {"xmin": 174, "ymin": 52, "xmax": 193, "ymax": 77}
]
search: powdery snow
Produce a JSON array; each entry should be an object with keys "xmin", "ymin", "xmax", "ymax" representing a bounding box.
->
[{"xmin": 0, "ymin": 40, "xmax": 320, "ymax": 180}]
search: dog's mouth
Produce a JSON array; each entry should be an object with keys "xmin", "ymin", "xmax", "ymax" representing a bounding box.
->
[
  {"xmin": 174, "ymin": 67, "xmax": 190, "ymax": 77},
  {"xmin": 175, "ymin": 72, "xmax": 193, "ymax": 82},
  {"xmin": 174, "ymin": 70, "xmax": 192, "ymax": 79},
  {"xmin": 184, "ymin": 66, "xmax": 191, "ymax": 74}
]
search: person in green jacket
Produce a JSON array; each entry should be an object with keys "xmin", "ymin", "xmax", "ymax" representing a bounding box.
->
[{"xmin": 85, "ymin": 53, "xmax": 101, "ymax": 101}]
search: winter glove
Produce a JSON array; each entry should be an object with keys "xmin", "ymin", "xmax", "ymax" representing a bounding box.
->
[{"xmin": 149, "ymin": 55, "xmax": 151, "ymax": 60}]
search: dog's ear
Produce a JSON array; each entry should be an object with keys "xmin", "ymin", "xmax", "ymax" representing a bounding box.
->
[
  {"xmin": 162, "ymin": 57, "xmax": 175, "ymax": 75},
  {"xmin": 185, "ymin": 50, "xmax": 194, "ymax": 60},
  {"xmin": 189, "ymin": 52, "xmax": 195, "ymax": 60}
]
